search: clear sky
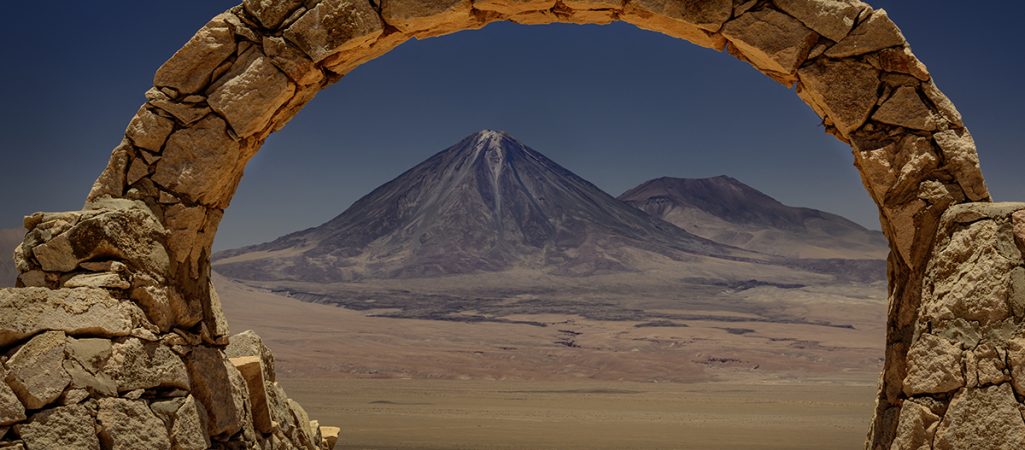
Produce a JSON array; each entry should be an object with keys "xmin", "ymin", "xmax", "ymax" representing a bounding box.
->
[{"xmin": 0, "ymin": 2, "xmax": 1021, "ymax": 250}]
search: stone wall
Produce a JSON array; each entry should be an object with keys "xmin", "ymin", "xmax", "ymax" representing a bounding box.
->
[{"xmin": 0, "ymin": 0, "xmax": 1010, "ymax": 449}]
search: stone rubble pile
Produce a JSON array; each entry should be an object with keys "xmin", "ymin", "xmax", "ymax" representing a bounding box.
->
[{"xmin": 0, "ymin": 0, "xmax": 1013, "ymax": 448}]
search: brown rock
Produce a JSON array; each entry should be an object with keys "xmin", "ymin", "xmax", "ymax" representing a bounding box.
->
[
  {"xmin": 621, "ymin": 0, "xmax": 730, "ymax": 49},
  {"xmin": 287, "ymin": 399, "xmax": 317, "ymax": 449},
  {"xmin": 126, "ymin": 107, "xmax": 176, "ymax": 153},
  {"xmin": 0, "ymin": 368, "xmax": 26, "ymax": 426},
  {"xmin": 86, "ymin": 140, "xmax": 131, "ymax": 202},
  {"xmin": 878, "ymin": 47, "xmax": 930, "ymax": 81},
  {"xmin": 922, "ymin": 81, "xmax": 964, "ymax": 128},
  {"xmin": 933, "ymin": 129, "xmax": 989, "ymax": 202},
  {"xmin": 475, "ymin": 0, "xmax": 556, "ymax": 15},
  {"xmin": 321, "ymin": 426, "xmax": 341, "ymax": 449},
  {"xmin": 0, "ymin": 288, "xmax": 154, "ymax": 347},
  {"xmin": 154, "ymin": 15, "xmax": 238, "ymax": 94},
  {"xmin": 170, "ymin": 396, "xmax": 210, "ymax": 450},
  {"xmin": 890, "ymin": 400, "xmax": 939, "ymax": 450},
  {"xmin": 63, "ymin": 272, "xmax": 131, "ymax": 290},
  {"xmin": 774, "ymin": 0, "xmax": 865, "ymax": 42},
  {"xmin": 382, "ymin": 0, "xmax": 473, "ymax": 35},
  {"xmin": 105, "ymin": 338, "xmax": 190, "ymax": 393},
  {"xmin": 825, "ymin": 9, "xmax": 905, "ymax": 58},
  {"xmin": 923, "ymin": 219, "xmax": 1017, "ymax": 326},
  {"xmin": 934, "ymin": 384, "xmax": 1025, "ymax": 449},
  {"xmin": 186, "ymin": 346, "xmax": 248, "ymax": 437},
  {"xmin": 902, "ymin": 333, "xmax": 964, "ymax": 395},
  {"xmin": 563, "ymin": 0, "xmax": 622, "ymax": 8},
  {"xmin": 872, "ymin": 86, "xmax": 942, "ymax": 131},
  {"xmin": 97, "ymin": 398, "xmax": 171, "ymax": 450},
  {"xmin": 262, "ymin": 36, "xmax": 325, "ymax": 86},
  {"xmin": 152, "ymin": 115, "xmax": 243, "ymax": 208},
  {"xmin": 230, "ymin": 356, "xmax": 272, "ymax": 433},
  {"xmin": 965, "ymin": 342, "xmax": 1008, "ymax": 387},
  {"xmin": 284, "ymin": 0, "xmax": 385, "ymax": 63},
  {"xmin": 797, "ymin": 59, "xmax": 880, "ymax": 135},
  {"xmin": 208, "ymin": 50, "xmax": 296, "ymax": 138},
  {"xmin": 722, "ymin": 9, "xmax": 819, "ymax": 76},
  {"xmin": 4, "ymin": 331, "xmax": 71, "ymax": 409},
  {"xmin": 226, "ymin": 330, "xmax": 276, "ymax": 383},
  {"xmin": 243, "ymin": 0, "xmax": 304, "ymax": 29},
  {"xmin": 16, "ymin": 404, "xmax": 99, "ymax": 450},
  {"xmin": 63, "ymin": 337, "xmax": 117, "ymax": 397}
]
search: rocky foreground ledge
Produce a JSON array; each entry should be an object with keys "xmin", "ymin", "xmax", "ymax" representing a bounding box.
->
[{"xmin": 0, "ymin": 292, "xmax": 337, "ymax": 449}]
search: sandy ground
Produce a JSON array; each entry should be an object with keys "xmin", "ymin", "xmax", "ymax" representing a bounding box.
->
[
  {"xmin": 215, "ymin": 274, "xmax": 885, "ymax": 449},
  {"xmin": 281, "ymin": 378, "xmax": 876, "ymax": 450}
]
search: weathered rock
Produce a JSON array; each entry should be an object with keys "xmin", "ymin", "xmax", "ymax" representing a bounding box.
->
[
  {"xmin": 243, "ymin": 0, "xmax": 305, "ymax": 29},
  {"xmin": 872, "ymin": 86, "xmax": 942, "ymax": 131},
  {"xmin": 152, "ymin": 115, "xmax": 244, "ymax": 208},
  {"xmin": 321, "ymin": 426, "xmax": 341, "ymax": 449},
  {"xmin": 208, "ymin": 50, "xmax": 296, "ymax": 138},
  {"xmin": 16, "ymin": 404, "xmax": 99, "ymax": 450},
  {"xmin": 934, "ymin": 384, "xmax": 1025, "ymax": 449},
  {"xmin": 226, "ymin": 330, "xmax": 276, "ymax": 383},
  {"xmin": 878, "ymin": 47, "xmax": 929, "ymax": 81},
  {"xmin": 922, "ymin": 81, "xmax": 963, "ymax": 128},
  {"xmin": 902, "ymin": 333, "xmax": 964, "ymax": 395},
  {"xmin": 923, "ymin": 218, "xmax": 1017, "ymax": 326},
  {"xmin": 186, "ymin": 347, "xmax": 248, "ymax": 437},
  {"xmin": 283, "ymin": 0, "xmax": 385, "ymax": 63},
  {"xmin": 1007, "ymin": 338, "xmax": 1025, "ymax": 395},
  {"xmin": 126, "ymin": 107, "xmax": 176, "ymax": 153},
  {"xmin": 105, "ymin": 338, "xmax": 190, "ymax": 393},
  {"xmin": 230, "ymin": 356, "xmax": 272, "ymax": 433},
  {"xmin": 621, "ymin": 0, "xmax": 730, "ymax": 49},
  {"xmin": 722, "ymin": 8, "xmax": 819, "ymax": 76},
  {"xmin": 826, "ymin": 9, "xmax": 904, "ymax": 58},
  {"xmin": 0, "ymin": 288, "xmax": 153, "ymax": 347},
  {"xmin": 262, "ymin": 36, "xmax": 325, "ymax": 86},
  {"xmin": 287, "ymin": 399, "xmax": 316, "ymax": 449},
  {"xmin": 63, "ymin": 337, "xmax": 117, "ymax": 397},
  {"xmin": 63, "ymin": 272, "xmax": 131, "ymax": 290},
  {"xmin": 890, "ymin": 400, "xmax": 939, "ymax": 450},
  {"xmin": 774, "ymin": 0, "xmax": 865, "ymax": 42},
  {"xmin": 0, "ymin": 368, "xmax": 25, "ymax": 426},
  {"xmin": 5, "ymin": 331, "xmax": 71, "ymax": 409},
  {"xmin": 97, "ymin": 398, "xmax": 171, "ymax": 450},
  {"xmin": 168, "ymin": 395, "xmax": 210, "ymax": 450},
  {"xmin": 965, "ymin": 342, "xmax": 1008, "ymax": 387},
  {"xmin": 933, "ymin": 129, "xmax": 988, "ymax": 202},
  {"xmin": 474, "ymin": 0, "xmax": 556, "ymax": 15},
  {"xmin": 797, "ymin": 58, "xmax": 880, "ymax": 134},
  {"xmin": 154, "ymin": 15, "xmax": 238, "ymax": 94},
  {"xmin": 381, "ymin": 0, "xmax": 473, "ymax": 35}
]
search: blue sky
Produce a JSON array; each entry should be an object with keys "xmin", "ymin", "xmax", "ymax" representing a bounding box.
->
[{"xmin": 0, "ymin": 2, "xmax": 1021, "ymax": 250}]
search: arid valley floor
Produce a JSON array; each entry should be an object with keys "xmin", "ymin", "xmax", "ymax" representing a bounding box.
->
[{"xmin": 216, "ymin": 274, "xmax": 886, "ymax": 449}]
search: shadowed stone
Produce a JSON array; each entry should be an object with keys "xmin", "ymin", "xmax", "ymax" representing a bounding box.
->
[
  {"xmin": 475, "ymin": 0, "xmax": 557, "ymax": 16},
  {"xmin": 774, "ymin": 0, "xmax": 866, "ymax": 42},
  {"xmin": 722, "ymin": 8, "xmax": 819, "ymax": 76},
  {"xmin": 825, "ymin": 9, "xmax": 904, "ymax": 58},
  {"xmin": 243, "ymin": 0, "xmax": 304, "ymax": 29},
  {"xmin": 934, "ymin": 129, "xmax": 989, "ymax": 202},
  {"xmin": 152, "ymin": 115, "xmax": 244, "ymax": 208},
  {"xmin": 105, "ymin": 338, "xmax": 190, "ymax": 393},
  {"xmin": 381, "ymin": 0, "xmax": 473, "ymax": 35},
  {"xmin": 208, "ymin": 50, "xmax": 296, "ymax": 138},
  {"xmin": 154, "ymin": 15, "xmax": 237, "ymax": 94},
  {"xmin": 64, "ymin": 337, "xmax": 117, "ymax": 397},
  {"xmin": 890, "ymin": 400, "xmax": 939, "ymax": 450},
  {"xmin": 621, "ymin": 0, "xmax": 730, "ymax": 49},
  {"xmin": 126, "ymin": 107, "xmax": 175, "ymax": 153},
  {"xmin": 872, "ymin": 86, "xmax": 942, "ymax": 131},
  {"xmin": 284, "ymin": 0, "xmax": 384, "ymax": 63},
  {"xmin": 186, "ymin": 347, "xmax": 248, "ymax": 437},
  {"xmin": 797, "ymin": 59, "xmax": 880, "ymax": 134},
  {"xmin": 0, "ymin": 367, "xmax": 26, "ymax": 426}
]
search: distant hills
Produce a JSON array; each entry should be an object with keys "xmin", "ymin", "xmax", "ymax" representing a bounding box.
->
[
  {"xmin": 619, "ymin": 176, "xmax": 887, "ymax": 260},
  {"xmin": 215, "ymin": 131, "xmax": 886, "ymax": 284},
  {"xmin": 0, "ymin": 227, "xmax": 21, "ymax": 287}
]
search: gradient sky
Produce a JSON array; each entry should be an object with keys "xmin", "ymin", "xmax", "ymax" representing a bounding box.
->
[{"xmin": 0, "ymin": 2, "xmax": 1021, "ymax": 250}]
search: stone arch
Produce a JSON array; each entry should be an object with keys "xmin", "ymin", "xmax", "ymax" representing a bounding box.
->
[{"xmin": 12, "ymin": 1, "xmax": 1021, "ymax": 448}]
